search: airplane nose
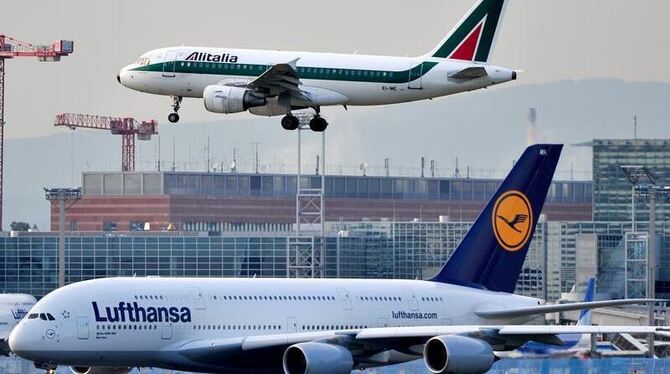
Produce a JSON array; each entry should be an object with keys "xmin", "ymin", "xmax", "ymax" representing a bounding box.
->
[{"xmin": 8, "ymin": 325, "xmax": 27, "ymax": 356}]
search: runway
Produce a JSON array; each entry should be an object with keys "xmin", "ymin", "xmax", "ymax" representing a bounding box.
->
[{"xmin": 2, "ymin": 356, "xmax": 670, "ymax": 374}]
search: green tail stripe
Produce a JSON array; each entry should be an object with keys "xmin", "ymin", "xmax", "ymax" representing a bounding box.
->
[
  {"xmin": 432, "ymin": 0, "xmax": 505, "ymax": 61},
  {"xmin": 132, "ymin": 61, "xmax": 438, "ymax": 84}
]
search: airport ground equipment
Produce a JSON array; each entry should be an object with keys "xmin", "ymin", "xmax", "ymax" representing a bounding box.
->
[
  {"xmin": 54, "ymin": 113, "xmax": 158, "ymax": 172},
  {"xmin": 0, "ymin": 35, "xmax": 73, "ymax": 230}
]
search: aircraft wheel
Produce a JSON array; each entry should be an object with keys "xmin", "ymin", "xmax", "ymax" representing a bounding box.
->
[
  {"xmin": 281, "ymin": 115, "xmax": 299, "ymax": 130},
  {"xmin": 168, "ymin": 113, "xmax": 180, "ymax": 123},
  {"xmin": 309, "ymin": 116, "xmax": 328, "ymax": 132}
]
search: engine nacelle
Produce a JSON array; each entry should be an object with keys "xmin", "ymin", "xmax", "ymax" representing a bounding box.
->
[
  {"xmin": 423, "ymin": 335, "xmax": 494, "ymax": 374},
  {"xmin": 283, "ymin": 342, "xmax": 354, "ymax": 374},
  {"xmin": 70, "ymin": 367, "xmax": 131, "ymax": 374},
  {"xmin": 203, "ymin": 85, "xmax": 266, "ymax": 114}
]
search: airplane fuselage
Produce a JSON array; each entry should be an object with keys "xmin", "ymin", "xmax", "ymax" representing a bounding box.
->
[
  {"xmin": 119, "ymin": 47, "xmax": 516, "ymax": 110},
  {"xmin": 11, "ymin": 277, "xmax": 539, "ymax": 372}
]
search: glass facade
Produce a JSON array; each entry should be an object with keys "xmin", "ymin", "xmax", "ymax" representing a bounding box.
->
[
  {"xmin": 83, "ymin": 171, "xmax": 592, "ymax": 204},
  {"xmin": 592, "ymin": 139, "xmax": 670, "ymax": 222},
  {"xmin": 2, "ymin": 221, "xmax": 667, "ymax": 302}
]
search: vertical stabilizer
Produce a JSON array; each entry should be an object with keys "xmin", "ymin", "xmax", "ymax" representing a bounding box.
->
[
  {"xmin": 429, "ymin": 144, "xmax": 562, "ymax": 293},
  {"xmin": 428, "ymin": 0, "xmax": 508, "ymax": 62}
]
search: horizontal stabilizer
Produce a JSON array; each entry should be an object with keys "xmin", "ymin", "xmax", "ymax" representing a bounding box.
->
[
  {"xmin": 449, "ymin": 66, "xmax": 488, "ymax": 79},
  {"xmin": 475, "ymin": 299, "xmax": 665, "ymax": 319}
]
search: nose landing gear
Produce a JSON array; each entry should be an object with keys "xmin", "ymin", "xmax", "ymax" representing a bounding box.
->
[{"xmin": 168, "ymin": 96, "xmax": 183, "ymax": 123}]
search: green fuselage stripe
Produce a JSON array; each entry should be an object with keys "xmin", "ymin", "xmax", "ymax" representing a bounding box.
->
[{"xmin": 131, "ymin": 61, "xmax": 438, "ymax": 84}]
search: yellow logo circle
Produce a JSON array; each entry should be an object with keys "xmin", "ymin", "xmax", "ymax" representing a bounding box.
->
[{"xmin": 492, "ymin": 190, "xmax": 533, "ymax": 252}]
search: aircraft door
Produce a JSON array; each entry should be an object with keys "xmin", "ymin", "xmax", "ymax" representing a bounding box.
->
[
  {"xmin": 76, "ymin": 316, "xmax": 89, "ymax": 340},
  {"xmin": 161, "ymin": 324, "xmax": 172, "ymax": 340},
  {"xmin": 404, "ymin": 288, "xmax": 419, "ymax": 311},
  {"xmin": 408, "ymin": 62, "xmax": 423, "ymax": 89},
  {"xmin": 162, "ymin": 50, "xmax": 178, "ymax": 77},
  {"xmin": 190, "ymin": 287, "xmax": 206, "ymax": 310},
  {"xmin": 337, "ymin": 288, "xmax": 352, "ymax": 310}
]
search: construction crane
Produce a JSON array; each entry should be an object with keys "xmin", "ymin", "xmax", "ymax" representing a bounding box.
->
[
  {"xmin": 0, "ymin": 35, "xmax": 73, "ymax": 230},
  {"xmin": 54, "ymin": 113, "xmax": 158, "ymax": 172}
]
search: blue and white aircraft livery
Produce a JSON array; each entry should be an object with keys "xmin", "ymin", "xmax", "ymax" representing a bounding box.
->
[
  {"xmin": 0, "ymin": 294, "xmax": 37, "ymax": 356},
  {"xmin": 117, "ymin": 0, "xmax": 518, "ymax": 131},
  {"xmin": 9, "ymin": 145, "xmax": 667, "ymax": 374},
  {"xmin": 512, "ymin": 277, "xmax": 607, "ymax": 357}
]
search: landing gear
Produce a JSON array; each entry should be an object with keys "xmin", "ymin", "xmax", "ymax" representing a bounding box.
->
[
  {"xmin": 309, "ymin": 116, "xmax": 328, "ymax": 132},
  {"xmin": 168, "ymin": 96, "xmax": 182, "ymax": 123},
  {"xmin": 281, "ymin": 114, "xmax": 299, "ymax": 130}
]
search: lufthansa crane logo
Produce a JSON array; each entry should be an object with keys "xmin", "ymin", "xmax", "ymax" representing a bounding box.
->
[{"xmin": 492, "ymin": 190, "xmax": 533, "ymax": 252}]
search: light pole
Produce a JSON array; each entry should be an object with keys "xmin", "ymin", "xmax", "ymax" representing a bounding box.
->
[
  {"xmin": 44, "ymin": 188, "xmax": 82, "ymax": 288},
  {"xmin": 621, "ymin": 166, "xmax": 670, "ymax": 357}
]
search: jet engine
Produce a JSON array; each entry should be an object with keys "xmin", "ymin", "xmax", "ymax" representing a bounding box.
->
[
  {"xmin": 203, "ymin": 85, "xmax": 266, "ymax": 114},
  {"xmin": 283, "ymin": 342, "xmax": 354, "ymax": 374},
  {"xmin": 423, "ymin": 335, "xmax": 494, "ymax": 374},
  {"xmin": 70, "ymin": 367, "xmax": 131, "ymax": 374}
]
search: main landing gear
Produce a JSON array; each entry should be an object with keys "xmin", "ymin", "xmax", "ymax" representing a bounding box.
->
[
  {"xmin": 280, "ymin": 109, "xmax": 329, "ymax": 132},
  {"xmin": 168, "ymin": 96, "xmax": 182, "ymax": 123}
]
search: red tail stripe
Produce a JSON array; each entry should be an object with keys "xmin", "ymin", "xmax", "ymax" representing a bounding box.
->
[{"xmin": 449, "ymin": 22, "xmax": 483, "ymax": 61}]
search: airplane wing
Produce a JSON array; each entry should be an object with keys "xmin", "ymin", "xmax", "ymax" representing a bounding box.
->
[
  {"xmin": 474, "ymin": 299, "xmax": 663, "ymax": 319},
  {"xmin": 175, "ymin": 325, "xmax": 669, "ymax": 364},
  {"xmin": 448, "ymin": 66, "xmax": 488, "ymax": 80},
  {"xmin": 245, "ymin": 58, "xmax": 311, "ymax": 102}
]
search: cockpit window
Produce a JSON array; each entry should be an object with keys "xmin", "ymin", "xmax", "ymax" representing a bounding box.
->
[
  {"xmin": 46, "ymin": 313, "xmax": 55, "ymax": 321},
  {"xmin": 39, "ymin": 313, "xmax": 47, "ymax": 321},
  {"xmin": 135, "ymin": 57, "xmax": 150, "ymax": 66},
  {"xmin": 27, "ymin": 313, "xmax": 38, "ymax": 319}
]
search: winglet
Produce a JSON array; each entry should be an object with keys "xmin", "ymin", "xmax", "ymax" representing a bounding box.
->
[{"xmin": 287, "ymin": 58, "xmax": 300, "ymax": 69}]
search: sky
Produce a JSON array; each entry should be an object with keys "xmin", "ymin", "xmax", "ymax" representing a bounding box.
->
[
  {"xmin": 3, "ymin": 0, "xmax": 670, "ymax": 138},
  {"xmin": 3, "ymin": 0, "xmax": 670, "ymax": 227}
]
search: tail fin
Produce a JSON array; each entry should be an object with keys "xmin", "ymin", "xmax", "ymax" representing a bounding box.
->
[
  {"xmin": 577, "ymin": 277, "xmax": 596, "ymax": 326},
  {"xmin": 428, "ymin": 0, "xmax": 508, "ymax": 62},
  {"xmin": 429, "ymin": 144, "xmax": 562, "ymax": 293}
]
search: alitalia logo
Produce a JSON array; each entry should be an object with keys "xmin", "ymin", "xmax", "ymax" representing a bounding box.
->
[{"xmin": 185, "ymin": 51, "xmax": 238, "ymax": 63}]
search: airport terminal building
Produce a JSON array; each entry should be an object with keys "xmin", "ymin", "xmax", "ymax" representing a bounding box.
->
[
  {"xmin": 52, "ymin": 172, "xmax": 592, "ymax": 232},
  {"xmin": 2, "ymin": 138, "xmax": 668, "ymax": 303}
]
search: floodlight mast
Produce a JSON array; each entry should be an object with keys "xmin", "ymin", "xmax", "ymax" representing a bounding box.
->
[
  {"xmin": 44, "ymin": 188, "xmax": 82, "ymax": 288},
  {"xmin": 620, "ymin": 165, "xmax": 669, "ymax": 357}
]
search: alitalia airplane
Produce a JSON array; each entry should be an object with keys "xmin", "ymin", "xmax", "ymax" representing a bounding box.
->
[
  {"xmin": 117, "ymin": 0, "xmax": 518, "ymax": 132},
  {"xmin": 9, "ymin": 145, "xmax": 668, "ymax": 374},
  {"xmin": 0, "ymin": 294, "xmax": 36, "ymax": 356}
]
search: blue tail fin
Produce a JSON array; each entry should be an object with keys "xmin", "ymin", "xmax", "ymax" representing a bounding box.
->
[
  {"xmin": 429, "ymin": 144, "xmax": 562, "ymax": 293},
  {"xmin": 577, "ymin": 277, "xmax": 596, "ymax": 326}
]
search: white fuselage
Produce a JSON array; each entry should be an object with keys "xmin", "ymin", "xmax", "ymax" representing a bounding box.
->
[
  {"xmin": 10, "ymin": 277, "xmax": 539, "ymax": 371},
  {"xmin": 118, "ymin": 47, "xmax": 516, "ymax": 112}
]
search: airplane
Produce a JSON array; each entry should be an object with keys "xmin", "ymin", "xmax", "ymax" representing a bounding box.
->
[
  {"xmin": 9, "ymin": 145, "xmax": 668, "ymax": 374},
  {"xmin": 0, "ymin": 294, "xmax": 37, "ymax": 356},
  {"xmin": 117, "ymin": 0, "xmax": 518, "ymax": 132},
  {"xmin": 506, "ymin": 277, "xmax": 616, "ymax": 358}
]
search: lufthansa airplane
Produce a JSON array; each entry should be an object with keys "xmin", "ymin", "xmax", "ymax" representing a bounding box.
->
[
  {"xmin": 9, "ymin": 145, "xmax": 666, "ymax": 374},
  {"xmin": 117, "ymin": 0, "xmax": 517, "ymax": 132},
  {"xmin": 0, "ymin": 294, "xmax": 36, "ymax": 356}
]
